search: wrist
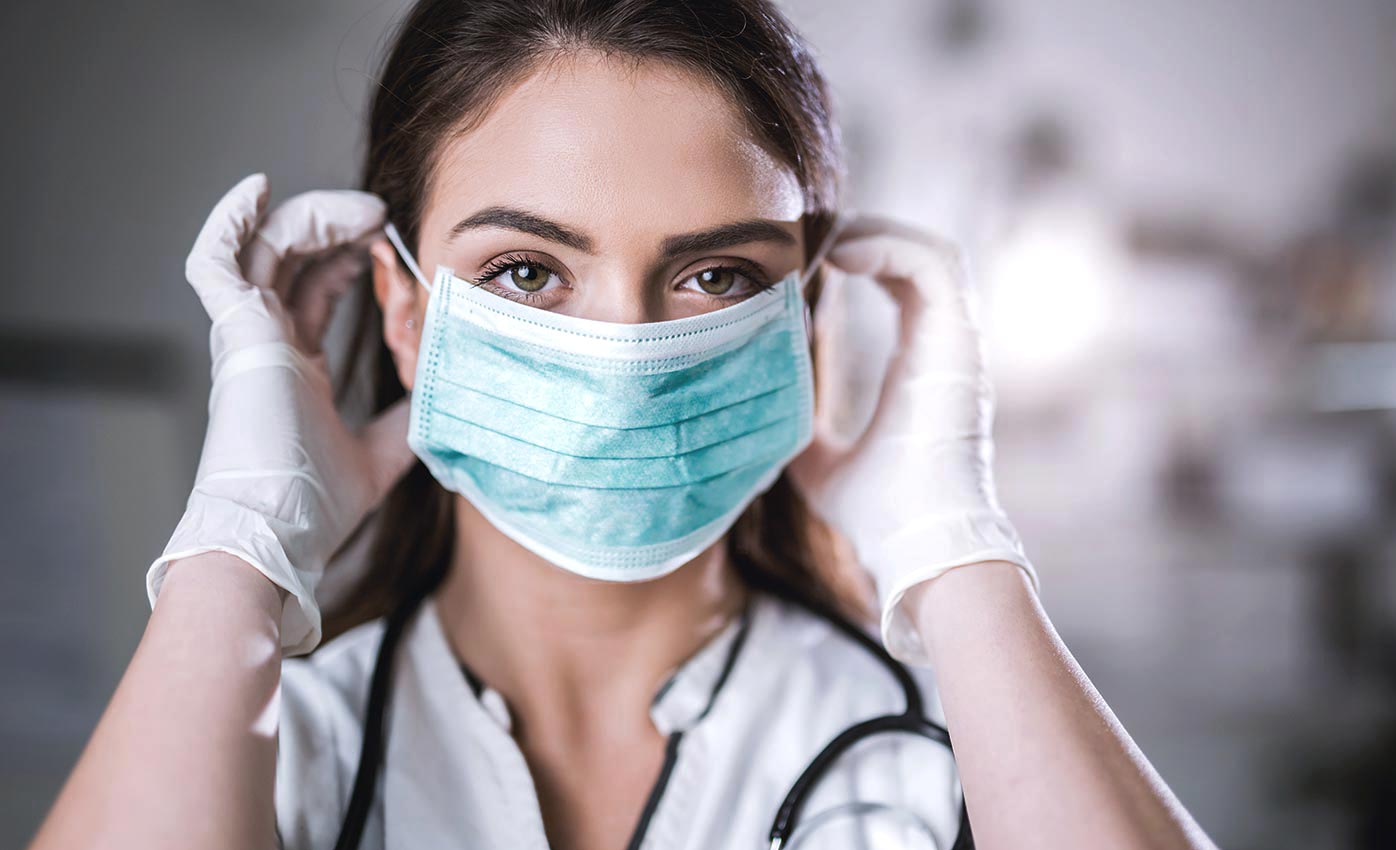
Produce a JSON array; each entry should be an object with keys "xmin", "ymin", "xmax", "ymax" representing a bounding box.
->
[
  {"xmin": 903, "ymin": 560, "xmax": 1038, "ymax": 661},
  {"xmin": 160, "ymin": 551, "xmax": 288, "ymax": 621},
  {"xmin": 148, "ymin": 503, "xmax": 325, "ymax": 654}
]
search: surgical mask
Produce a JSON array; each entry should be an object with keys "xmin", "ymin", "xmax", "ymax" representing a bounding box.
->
[{"xmin": 382, "ymin": 216, "xmax": 843, "ymax": 581}]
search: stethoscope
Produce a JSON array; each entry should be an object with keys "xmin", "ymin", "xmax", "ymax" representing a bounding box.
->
[{"xmin": 329, "ymin": 570, "xmax": 974, "ymax": 850}]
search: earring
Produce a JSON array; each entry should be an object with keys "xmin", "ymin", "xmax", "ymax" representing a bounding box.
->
[{"xmin": 405, "ymin": 318, "xmax": 416, "ymax": 330}]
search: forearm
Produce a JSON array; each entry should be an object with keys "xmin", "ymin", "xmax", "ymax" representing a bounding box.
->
[
  {"xmin": 910, "ymin": 561, "xmax": 1216, "ymax": 850},
  {"xmin": 29, "ymin": 552, "xmax": 286, "ymax": 850}
]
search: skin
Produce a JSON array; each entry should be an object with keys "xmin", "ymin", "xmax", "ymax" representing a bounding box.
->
[
  {"xmin": 29, "ymin": 48, "xmax": 1215, "ymax": 850},
  {"xmin": 907, "ymin": 564, "xmax": 1217, "ymax": 849}
]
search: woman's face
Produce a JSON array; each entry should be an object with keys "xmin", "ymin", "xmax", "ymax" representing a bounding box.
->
[{"xmin": 372, "ymin": 50, "xmax": 807, "ymax": 388}]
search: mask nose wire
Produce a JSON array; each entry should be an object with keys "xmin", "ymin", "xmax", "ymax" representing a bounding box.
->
[{"xmin": 382, "ymin": 221, "xmax": 433, "ymax": 294}]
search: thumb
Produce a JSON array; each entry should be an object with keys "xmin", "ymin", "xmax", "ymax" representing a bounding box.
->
[
  {"xmin": 184, "ymin": 173, "xmax": 271, "ymax": 321},
  {"xmin": 357, "ymin": 396, "xmax": 417, "ymax": 501}
]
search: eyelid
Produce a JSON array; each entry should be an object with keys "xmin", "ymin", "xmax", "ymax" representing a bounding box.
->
[
  {"xmin": 471, "ymin": 250, "xmax": 776, "ymax": 304},
  {"xmin": 473, "ymin": 252, "xmax": 568, "ymax": 287},
  {"xmin": 476, "ymin": 252, "xmax": 769, "ymax": 282},
  {"xmin": 678, "ymin": 257, "xmax": 772, "ymax": 285},
  {"xmin": 676, "ymin": 259, "xmax": 775, "ymax": 301}
]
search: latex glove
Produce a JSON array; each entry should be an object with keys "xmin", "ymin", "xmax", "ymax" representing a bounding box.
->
[
  {"xmin": 146, "ymin": 174, "xmax": 415, "ymax": 656},
  {"xmin": 789, "ymin": 213, "xmax": 1039, "ymax": 666}
]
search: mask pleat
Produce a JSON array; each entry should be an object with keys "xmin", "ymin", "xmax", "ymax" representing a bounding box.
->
[
  {"xmin": 436, "ymin": 320, "xmax": 799, "ymax": 430},
  {"xmin": 441, "ymin": 450, "xmax": 785, "ymax": 548},
  {"xmin": 427, "ymin": 376, "xmax": 801, "ymax": 457}
]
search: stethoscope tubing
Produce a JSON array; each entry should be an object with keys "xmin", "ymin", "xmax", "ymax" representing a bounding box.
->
[{"xmin": 331, "ymin": 574, "xmax": 974, "ymax": 850}]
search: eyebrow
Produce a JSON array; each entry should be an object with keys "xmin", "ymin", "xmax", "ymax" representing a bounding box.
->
[{"xmin": 448, "ymin": 205, "xmax": 797, "ymax": 260}]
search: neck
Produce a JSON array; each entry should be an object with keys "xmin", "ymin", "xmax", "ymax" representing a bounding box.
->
[{"xmin": 434, "ymin": 497, "xmax": 750, "ymax": 741}]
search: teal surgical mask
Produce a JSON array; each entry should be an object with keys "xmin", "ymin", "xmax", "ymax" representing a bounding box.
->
[{"xmin": 383, "ymin": 217, "xmax": 843, "ymax": 581}]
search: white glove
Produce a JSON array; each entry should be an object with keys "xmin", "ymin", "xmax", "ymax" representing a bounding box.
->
[
  {"xmin": 146, "ymin": 174, "xmax": 415, "ymax": 656},
  {"xmin": 789, "ymin": 214, "xmax": 1039, "ymax": 666}
]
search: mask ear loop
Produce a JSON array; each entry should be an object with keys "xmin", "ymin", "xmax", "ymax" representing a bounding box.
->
[
  {"xmin": 382, "ymin": 221, "xmax": 433, "ymax": 294},
  {"xmin": 798, "ymin": 208, "xmax": 855, "ymax": 340}
]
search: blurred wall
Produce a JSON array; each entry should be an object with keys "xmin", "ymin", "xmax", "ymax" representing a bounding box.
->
[
  {"xmin": 0, "ymin": 0, "xmax": 396, "ymax": 841},
  {"xmin": 3, "ymin": 2, "xmax": 1394, "ymax": 848}
]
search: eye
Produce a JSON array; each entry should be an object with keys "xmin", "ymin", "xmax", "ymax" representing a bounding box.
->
[
  {"xmin": 678, "ymin": 262, "xmax": 773, "ymax": 302},
  {"xmin": 471, "ymin": 253, "xmax": 564, "ymax": 302}
]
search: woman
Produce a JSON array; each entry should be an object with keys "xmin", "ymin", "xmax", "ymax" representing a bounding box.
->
[{"xmin": 29, "ymin": 1, "xmax": 1218, "ymax": 849}]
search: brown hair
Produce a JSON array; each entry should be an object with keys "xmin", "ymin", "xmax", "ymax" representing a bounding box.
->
[{"xmin": 323, "ymin": 0, "xmax": 871, "ymax": 642}]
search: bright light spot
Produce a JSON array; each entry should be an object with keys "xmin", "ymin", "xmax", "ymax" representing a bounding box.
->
[{"xmin": 984, "ymin": 200, "xmax": 1117, "ymax": 378}]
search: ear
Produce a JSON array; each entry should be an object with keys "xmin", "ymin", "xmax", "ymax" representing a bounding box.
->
[{"xmin": 369, "ymin": 237, "xmax": 427, "ymax": 390}]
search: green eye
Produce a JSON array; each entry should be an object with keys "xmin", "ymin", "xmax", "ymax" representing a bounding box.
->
[
  {"xmin": 680, "ymin": 262, "xmax": 775, "ymax": 302},
  {"xmin": 695, "ymin": 268, "xmax": 737, "ymax": 295},
  {"xmin": 507, "ymin": 264, "xmax": 550, "ymax": 292},
  {"xmin": 471, "ymin": 254, "xmax": 564, "ymax": 304}
]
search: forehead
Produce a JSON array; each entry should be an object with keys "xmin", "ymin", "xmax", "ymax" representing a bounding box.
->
[{"xmin": 420, "ymin": 51, "xmax": 805, "ymax": 241}]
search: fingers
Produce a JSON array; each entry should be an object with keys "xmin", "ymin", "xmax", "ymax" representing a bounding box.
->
[
  {"xmin": 241, "ymin": 190, "xmax": 387, "ymax": 293},
  {"xmin": 818, "ymin": 217, "xmax": 990, "ymax": 448},
  {"xmin": 824, "ymin": 217, "xmax": 983, "ymax": 353},
  {"xmin": 828, "ymin": 211, "xmax": 950, "ymax": 249},
  {"xmin": 826, "ymin": 226, "xmax": 970, "ymax": 319},
  {"xmin": 285, "ymin": 248, "xmax": 369, "ymax": 354},
  {"xmin": 234, "ymin": 188, "xmax": 385, "ymax": 354},
  {"xmin": 185, "ymin": 173, "xmax": 271, "ymax": 321}
]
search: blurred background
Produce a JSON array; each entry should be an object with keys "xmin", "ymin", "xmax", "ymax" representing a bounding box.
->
[{"xmin": 2, "ymin": 0, "xmax": 1393, "ymax": 847}]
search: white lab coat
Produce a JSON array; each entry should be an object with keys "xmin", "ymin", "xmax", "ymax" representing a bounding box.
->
[{"xmin": 274, "ymin": 589, "xmax": 965, "ymax": 849}]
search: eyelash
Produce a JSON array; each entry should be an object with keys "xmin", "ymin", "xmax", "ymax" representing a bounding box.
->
[{"xmin": 469, "ymin": 253, "xmax": 775, "ymax": 305}]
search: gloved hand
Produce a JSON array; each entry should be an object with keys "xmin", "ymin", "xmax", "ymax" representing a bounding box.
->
[
  {"xmin": 789, "ymin": 213, "xmax": 1039, "ymax": 666},
  {"xmin": 146, "ymin": 174, "xmax": 415, "ymax": 656}
]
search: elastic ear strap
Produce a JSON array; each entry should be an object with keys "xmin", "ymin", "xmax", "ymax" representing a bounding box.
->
[
  {"xmin": 799, "ymin": 208, "xmax": 854, "ymax": 288},
  {"xmin": 383, "ymin": 221, "xmax": 432, "ymax": 293}
]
